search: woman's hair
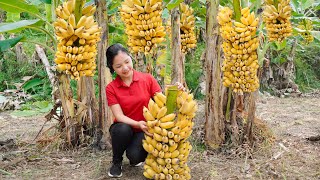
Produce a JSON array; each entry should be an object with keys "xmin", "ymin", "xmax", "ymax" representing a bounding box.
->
[{"xmin": 106, "ymin": 43, "xmax": 130, "ymax": 74}]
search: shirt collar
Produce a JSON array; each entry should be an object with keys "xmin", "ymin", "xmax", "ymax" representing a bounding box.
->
[{"xmin": 115, "ymin": 70, "xmax": 139, "ymax": 87}]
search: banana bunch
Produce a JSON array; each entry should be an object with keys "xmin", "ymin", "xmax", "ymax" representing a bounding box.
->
[
  {"xmin": 297, "ymin": 19, "xmax": 314, "ymax": 44},
  {"xmin": 165, "ymin": 3, "xmax": 197, "ymax": 54},
  {"xmin": 119, "ymin": 0, "xmax": 166, "ymax": 54},
  {"xmin": 53, "ymin": 0, "xmax": 101, "ymax": 80},
  {"xmin": 142, "ymin": 91, "xmax": 197, "ymax": 179},
  {"xmin": 263, "ymin": 0, "xmax": 292, "ymax": 42},
  {"xmin": 218, "ymin": 7, "xmax": 260, "ymax": 94},
  {"xmin": 180, "ymin": 3, "xmax": 197, "ymax": 54}
]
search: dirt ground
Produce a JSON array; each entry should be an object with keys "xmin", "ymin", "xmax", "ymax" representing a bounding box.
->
[{"xmin": 0, "ymin": 94, "xmax": 319, "ymax": 180}]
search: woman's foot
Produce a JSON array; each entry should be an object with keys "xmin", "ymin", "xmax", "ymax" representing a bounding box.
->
[
  {"xmin": 108, "ymin": 163, "xmax": 122, "ymax": 178},
  {"xmin": 130, "ymin": 161, "xmax": 144, "ymax": 167}
]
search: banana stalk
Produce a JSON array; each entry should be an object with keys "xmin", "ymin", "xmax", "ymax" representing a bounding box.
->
[{"xmin": 166, "ymin": 85, "xmax": 178, "ymax": 114}]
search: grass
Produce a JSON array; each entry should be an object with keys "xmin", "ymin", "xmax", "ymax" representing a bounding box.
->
[
  {"xmin": 0, "ymin": 28, "xmax": 52, "ymax": 101},
  {"xmin": 295, "ymin": 57, "xmax": 320, "ymax": 92},
  {"xmin": 294, "ymin": 43, "xmax": 320, "ymax": 92}
]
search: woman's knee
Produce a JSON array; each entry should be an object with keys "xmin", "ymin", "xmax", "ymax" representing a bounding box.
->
[
  {"xmin": 126, "ymin": 148, "xmax": 147, "ymax": 164},
  {"xmin": 110, "ymin": 123, "xmax": 133, "ymax": 138}
]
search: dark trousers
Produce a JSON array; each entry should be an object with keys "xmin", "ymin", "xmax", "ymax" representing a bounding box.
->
[{"xmin": 109, "ymin": 122, "xmax": 147, "ymax": 165}]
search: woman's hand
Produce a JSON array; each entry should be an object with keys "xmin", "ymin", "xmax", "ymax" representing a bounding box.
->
[
  {"xmin": 175, "ymin": 82, "xmax": 186, "ymax": 91},
  {"xmin": 137, "ymin": 121, "xmax": 153, "ymax": 136}
]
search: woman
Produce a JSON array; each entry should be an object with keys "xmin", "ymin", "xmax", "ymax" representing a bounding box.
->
[{"xmin": 105, "ymin": 43, "xmax": 184, "ymax": 178}]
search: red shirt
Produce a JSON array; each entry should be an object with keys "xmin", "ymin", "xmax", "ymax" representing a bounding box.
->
[{"xmin": 106, "ymin": 70, "xmax": 161, "ymax": 131}]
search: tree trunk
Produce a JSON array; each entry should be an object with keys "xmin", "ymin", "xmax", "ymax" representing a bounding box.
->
[
  {"xmin": 261, "ymin": 39, "xmax": 299, "ymax": 92},
  {"xmin": 77, "ymin": 77, "xmax": 99, "ymax": 133},
  {"xmin": 9, "ymin": 34, "xmax": 27, "ymax": 62},
  {"xmin": 134, "ymin": 52, "xmax": 146, "ymax": 72},
  {"xmin": 204, "ymin": 0, "xmax": 224, "ymax": 149},
  {"xmin": 35, "ymin": 45, "xmax": 55, "ymax": 87},
  {"xmin": 245, "ymin": 91, "xmax": 257, "ymax": 146},
  {"xmin": 15, "ymin": 42, "xmax": 27, "ymax": 62},
  {"xmin": 94, "ymin": 0, "xmax": 112, "ymax": 150},
  {"xmin": 58, "ymin": 74, "xmax": 75, "ymax": 147},
  {"xmin": 171, "ymin": 7, "xmax": 185, "ymax": 85},
  {"xmin": 230, "ymin": 94, "xmax": 239, "ymax": 146},
  {"xmin": 0, "ymin": 9, "xmax": 5, "ymax": 23}
]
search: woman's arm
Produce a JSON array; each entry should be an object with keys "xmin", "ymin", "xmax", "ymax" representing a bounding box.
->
[
  {"xmin": 110, "ymin": 104, "xmax": 139, "ymax": 127},
  {"xmin": 110, "ymin": 104, "xmax": 153, "ymax": 136}
]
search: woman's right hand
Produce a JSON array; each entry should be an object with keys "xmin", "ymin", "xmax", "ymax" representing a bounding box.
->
[{"xmin": 137, "ymin": 121, "xmax": 153, "ymax": 136}]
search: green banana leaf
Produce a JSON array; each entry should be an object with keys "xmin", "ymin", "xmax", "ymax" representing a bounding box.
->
[
  {"xmin": 0, "ymin": 0, "xmax": 41, "ymax": 16},
  {"xmin": 6, "ymin": 12, "xmax": 20, "ymax": 22},
  {"xmin": 167, "ymin": 0, "xmax": 184, "ymax": 10},
  {"xmin": 0, "ymin": 19, "xmax": 41, "ymax": 33},
  {"xmin": 0, "ymin": 36, "xmax": 24, "ymax": 52}
]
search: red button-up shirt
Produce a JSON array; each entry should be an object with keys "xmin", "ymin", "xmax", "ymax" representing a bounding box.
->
[{"xmin": 106, "ymin": 70, "xmax": 161, "ymax": 131}]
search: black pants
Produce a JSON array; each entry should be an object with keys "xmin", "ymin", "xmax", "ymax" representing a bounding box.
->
[{"xmin": 109, "ymin": 122, "xmax": 147, "ymax": 165}]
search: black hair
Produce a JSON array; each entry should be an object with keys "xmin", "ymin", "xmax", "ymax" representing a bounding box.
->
[{"xmin": 106, "ymin": 43, "xmax": 130, "ymax": 74}]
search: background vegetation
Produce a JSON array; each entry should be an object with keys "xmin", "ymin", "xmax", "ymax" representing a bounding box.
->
[{"xmin": 0, "ymin": 0, "xmax": 319, "ymax": 106}]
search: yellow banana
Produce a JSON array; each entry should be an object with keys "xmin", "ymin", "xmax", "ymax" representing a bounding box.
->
[
  {"xmin": 159, "ymin": 121, "xmax": 175, "ymax": 129},
  {"xmin": 156, "ymin": 142, "xmax": 162, "ymax": 151},
  {"xmin": 153, "ymin": 133, "xmax": 162, "ymax": 142},
  {"xmin": 76, "ymin": 16, "xmax": 87, "ymax": 28},
  {"xmin": 150, "ymin": 102, "xmax": 160, "ymax": 117},
  {"xmin": 159, "ymin": 113, "xmax": 176, "ymax": 123},
  {"xmin": 162, "ymin": 144, "xmax": 169, "ymax": 152},
  {"xmin": 156, "ymin": 106, "xmax": 167, "ymax": 119},
  {"xmin": 171, "ymin": 126, "xmax": 181, "ymax": 134},
  {"xmin": 154, "ymin": 95, "xmax": 165, "ymax": 108},
  {"xmin": 82, "ymin": 5, "xmax": 95, "ymax": 15},
  {"xmin": 168, "ymin": 143, "xmax": 178, "ymax": 152},
  {"xmin": 161, "ymin": 128, "xmax": 168, "ymax": 136},
  {"xmin": 171, "ymin": 150, "xmax": 179, "ymax": 158},
  {"xmin": 143, "ymin": 106, "xmax": 155, "ymax": 121},
  {"xmin": 155, "ymin": 92, "xmax": 166, "ymax": 104}
]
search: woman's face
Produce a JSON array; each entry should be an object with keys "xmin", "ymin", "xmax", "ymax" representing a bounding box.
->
[{"xmin": 112, "ymin": 51, "xmax": 133, "ymax": 79}]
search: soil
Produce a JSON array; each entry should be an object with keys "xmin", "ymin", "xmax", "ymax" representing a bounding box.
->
[{"xmin": 0, "ymin": 95, "xmax": 319, "ymax": 180}]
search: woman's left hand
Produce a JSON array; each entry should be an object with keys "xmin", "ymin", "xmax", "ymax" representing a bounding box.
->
[
  {"xmin": 137, "ymin": 121, "xmax": 153, "ymax": 136},
  {"xmin": 175, "ymin": 82, "xmax": 186, "ymax": 91}
]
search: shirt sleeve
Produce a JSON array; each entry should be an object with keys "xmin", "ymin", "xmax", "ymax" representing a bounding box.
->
[
  {"xmin": 106, "ymin": 84, "xmax": 118, "ymax": 106},
  {"xmin": 148, "ymin": 74, "xmax": 161, "ymax": 96}
]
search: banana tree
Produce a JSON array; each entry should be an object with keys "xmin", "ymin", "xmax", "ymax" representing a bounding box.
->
[{"xmin": 258, "ymin": 0, "xmax": 320, "ymax": 93}]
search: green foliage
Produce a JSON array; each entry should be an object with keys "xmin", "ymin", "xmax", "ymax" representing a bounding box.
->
[
  {"xmin": 0, "ymin": 19, "xmax": 41, "ymax": 33},
  {"xmin": 21, "ymin": 28, "xmax": 51, "ymax": 57},
  {"xmin": 108, "ymin": 18, "xmax": 127, "ymax": 47},
  {"xmin": 0, "ymin": 36, "xmax": 24, "ymax": 52},
  {"xmin": 11, "ymin": 100, "xmax": 53, "ymax": 117},
  {"xmin": 294, "ymin": 43, "xmax": 320, "ymax": 91},
  {"xmin": 0, "ymin": 57, "xmax": 52, "ymax": 100},
  {"xmin": 166, "ymin": 0, "xmax": 184, "ymax": 10},
  {"xmin": 0, "ymin": 29, "xmax": 52, "ymax": 100},
  {"xmin": 0, "ymin": 0, "xmax": 41, "ymax": 15},
  {"xmin": 189, "ymin": 137, "xmax": 206, "ymax": 153},
  {"xmin": 6, "ymin": 12, "xmax": 20, "ymax": 22},
  {"xmin": 185, "ymin": 42, "xmax": 205, "ymax": 99}
]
